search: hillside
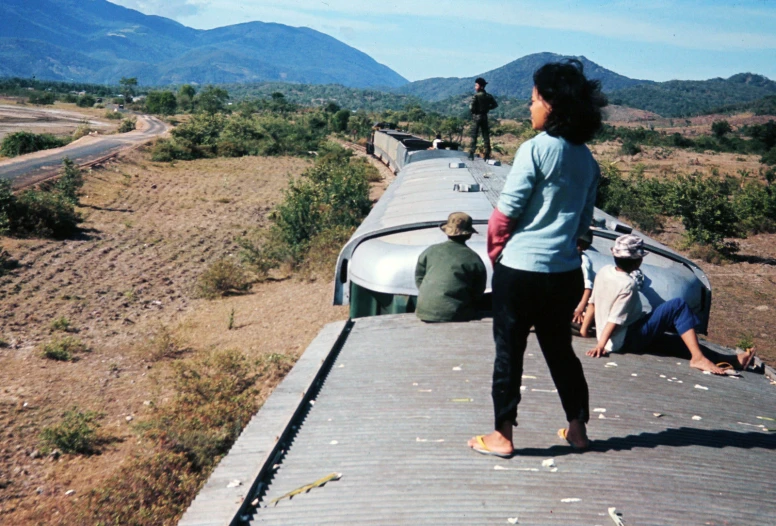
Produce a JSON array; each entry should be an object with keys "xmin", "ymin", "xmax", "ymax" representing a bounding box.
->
[
  {"xmin": 395, "ymin": 52, "xmax": 651, "ymax": 101},
  {"xmin": 608, "ymin": 74, "xmax": 776, "ymax": 117},
  {"xmin": 0, "ymin": 0, "xmax": 407, "ymax": 88}
]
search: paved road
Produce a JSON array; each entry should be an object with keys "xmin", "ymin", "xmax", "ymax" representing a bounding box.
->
[{"xmin": 0, "ymin": 114, "xmax": 168, "ymax": 187}]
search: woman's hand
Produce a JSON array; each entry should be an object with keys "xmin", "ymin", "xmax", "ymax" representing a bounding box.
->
[
  {"xmin": 586, "ymin": 344, "xmax": 608, "ymax": 358},
  {"xmin": 572, "ymin": 308, "xmax": 585, "ymax": 324}
]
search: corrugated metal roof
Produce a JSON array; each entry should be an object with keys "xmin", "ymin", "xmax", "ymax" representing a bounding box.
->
[{"xmin": 246, "ymin": 315, "xmax": 776, "ymax": 525}]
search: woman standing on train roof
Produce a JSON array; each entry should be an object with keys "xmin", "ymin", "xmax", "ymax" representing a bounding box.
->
[{"xmin": 468, "ymin": 59, "xmax": 607, "ymax": 457}]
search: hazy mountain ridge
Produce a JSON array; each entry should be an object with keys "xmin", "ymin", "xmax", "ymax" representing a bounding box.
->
[
  {"xmin": 395, "ymin": 52, "xmax": 652, "ymax": 101},
  {"xmin": 0, "ymin": 0, "xmax": 408, "ymax": 88}
]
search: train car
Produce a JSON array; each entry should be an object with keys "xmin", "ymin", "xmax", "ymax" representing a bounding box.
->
[{"xmin": 334, "ymin": 128, "xmax": 712, "ymax": 333}]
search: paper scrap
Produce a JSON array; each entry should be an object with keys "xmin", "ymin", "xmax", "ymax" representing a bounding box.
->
[
  {"xmin": 415, "ymin": 437, "xmax": 444, "ymax": 443},
  {"xmin": 329, "ymin": 440, "xmax": 339, "ymax": 445},
  {"xmin": 520, "ymin": 386, "xmax": 527, "ymax": 391},
  {"xmin": 757, "ymin": 416, "xmax": 775, "ymax": 421},
  {"xmin": 494, "ymin": 465, "xmax": 538, "ymax": 472},
  {"xmin": 608, "ymin": 507, "xmax": 625, "ymax": 526},
  {"xmin": 631, "ymin": 373, "xmax": 638, "ymax": 377},
  {"xmin": 694, "ymin": 384, "xmax": 709, "ymax": 390},
  {"xmin": 541, "ymin": 459, "xmax": 556, "ymax": 468},
  {"xmin": 450, "ymin": 398, "xmax": 473, "ymax": 403},
  {"xmin": 653, "ymin": 413, "xmax": 663, "ymax": 418},
  {"xmin": 599, "ymin": 414, "xmax": 606, "ymax": 419},
  {"xmin": 550, "ymin": 467, "xmax": 558, "ymax": 472},
  {"xmin": 692, "ymin": 415, "xmax": 702, "ymax": 421},
  {"xmin": 522, "ymin": 375, "xmax": 537, "ymax": 379},
  {"xmin": 418, "ymin": 389, "xmax": 433, "ymax": 392},
  {"xmin": 561, "ymin": 498, "xmax": 581, "ymax": 503},
  {"xmin": 660, "ymin": 375, "xmax": 666, "ymax": 378},
  {"xmin": 452, "ymin": 366, "xmax": 462, "ymax": 371},
  {"xmin": 531, "ymin": 388, "xmax": 557, "ymax": 393},
  {"xmin": 507, "ymin": 517, "xmax": 519, "ymax": 524},
  {"xmin": 593, "ymin": 408, "xmax": 607, "ymax": 413},
  {"xmin": 227, "ymin": 480, "xmax": 242, "ymax": 488},
  {"xmin": 605, "ymin": 362, "xmax": 618, "ymax": 367}
]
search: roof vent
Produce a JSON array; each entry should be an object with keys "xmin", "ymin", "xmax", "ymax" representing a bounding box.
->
[
  {"xmin": 486, "ymin": 159, "xmax": 501, "ymax": 166},
  {"xmin": 449, "ymin": 162, "xmax": 466, "ymax": 169},
  {"xmin": 453, "ymin": 183, "xmax": 480, "ymax": 192}
]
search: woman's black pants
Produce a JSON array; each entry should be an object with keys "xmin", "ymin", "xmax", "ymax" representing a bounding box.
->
[{"xmin": 491, "ymin": 263, "xmax": 590, "ymax": 429}]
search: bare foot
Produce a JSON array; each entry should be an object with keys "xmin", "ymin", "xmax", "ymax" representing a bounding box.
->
[
  {"xmin": 560, "ymin": 419, "xmax": 590, "ymax": 450},
  {"xmin": 689, "ymin": 356, "xmax": 725, "ymax": 375},
  {"xmin": 736, "ymin": 347, "xmax": 757, "ymax": 370},
  {"xmin": 467, "ymin": 430, "xmax": 513, "ymax": 456}
]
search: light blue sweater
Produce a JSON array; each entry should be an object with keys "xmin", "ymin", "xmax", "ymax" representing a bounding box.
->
[{"xmin": 496, "ymin": 132, "xmax": 599, "ymax": 273}]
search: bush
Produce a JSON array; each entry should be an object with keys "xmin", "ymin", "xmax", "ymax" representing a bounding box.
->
[
  {"xmin": 595, "ymin": 161, "xmax": 664, "ymax": 233},
  {"xmin": 13, "ymin": 189, "xmax": 81, "ymax": 238},
  {"xmin": 40, "ymin": 336, "xmax": 89, "ymax": 361},
  {"xmin": 50, "ymin": 316, "xmax": 72, "ymax": 332},
  {"xmin": 41, "ymin": 408, "xmax": 101, "ymax": 455},
  {"xmin": 732, "ymin": 180, "xmax": 776, "ymax": 234},
  {"xmin": 0, "ymin": 131, "xmax": 66, "ymax": 157},
  {"xmin": 0, "ymin": 246, "xmax": 18, "ymax": 276},
  {"xmin": 195, "ymin": 258, "xmax": 250, "ymax": 299},
  {"xmin": 104, "ymin": 110, "xmax": 123, "ymax": 120},
  {"xmin": 80, "ymin": 349, "xmax": 268, "ymax": 525},
  {"xmin": 28, "ymin": 91, "xmax": 56, "ymax": 105},
  {"xmin": 620, "ymin": 140, "xmax": 642, "ymax": 156},
  {"xmin": 145, "ymin": 325, "xmax": 185, "ymax": 361},
  {"xmin": 54, "ymin": 157, "xmax": 84, "ymax": 205},
  {"xmin": 667, "ymin": 173, "xmax": 739, "ymax": 249},
  {"xmin": 118, "ymin": 117, "xmax": 137, "ymax": 133},
  {"xmin": 72, "ymin": 124, "xmax": 94, "ymax": 140},
  {"xmin": 76, "ymin": 94, "xmax": 96, "ymax": 108}
]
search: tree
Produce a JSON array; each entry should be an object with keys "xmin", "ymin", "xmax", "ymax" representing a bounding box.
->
[
  {"xmin": 178, "ymin": 85, "xmax": 196, "ymax": 112},
  {"xmin": 76, "ymin": 94, "xmax": 96, "ymax": 108},
  {"xmin": 146, "ymin": 91, "xmax": 178, "ymax": 116},
  {"xmin": 119, "ymin": 77, "xmax": 138, "ymax": 103},
  {"xmin": 711, "ymin": 120, "xmax": 732, "ymax": 138},
  {"xmin": 331, "ymin": 109, "xmax": 351, "ymax": 132},
  {"xmin": 196, "ymin": 86, "xmax": 229, "ymax": 114}
]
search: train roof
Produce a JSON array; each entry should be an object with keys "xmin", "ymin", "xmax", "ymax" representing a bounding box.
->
[
  {"xmin": 180, "ymin": 315, "xmax": 776, "ymax": 525},
  {"xmin": 333, "ymin": 155, "xmax": 712, "ymax": 329}
]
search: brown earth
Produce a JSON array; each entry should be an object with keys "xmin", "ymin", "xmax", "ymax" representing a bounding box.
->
[
  {"xmin": 0, "ymin": 149, "xmax": 350, "ymax": 523},
  {"xmin": 0, "ymin": 100, "xmax": 117, "ymax": 143}
]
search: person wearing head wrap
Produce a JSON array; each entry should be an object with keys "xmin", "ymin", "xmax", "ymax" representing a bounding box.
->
[{"xmin": 583, "ymin": 235, "xmax": 755, "ymax": 374}]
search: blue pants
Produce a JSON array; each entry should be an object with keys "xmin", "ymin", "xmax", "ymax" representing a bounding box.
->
[{"xmin": 622, "ymin": 298, "xmax": 699, "ymax": 353}]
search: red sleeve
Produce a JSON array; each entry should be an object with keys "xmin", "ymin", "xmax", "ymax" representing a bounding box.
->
[{"xmin": 487, "ymin": 208, "xmax": 517, "ymax": 265}]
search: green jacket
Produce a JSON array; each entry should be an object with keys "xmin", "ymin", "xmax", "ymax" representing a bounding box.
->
[
  {"xmin": 414, "ymin": 239, "xmax": 487, "ymax": 322},
  {"xmin": 470, "ymin": 90, "xmax": 498, "ymax": 116}
]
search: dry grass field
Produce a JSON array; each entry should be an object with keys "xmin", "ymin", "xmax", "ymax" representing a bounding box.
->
[{"xmin": 0, "ymin": 149, "xmax": 350, "ymax": 523}]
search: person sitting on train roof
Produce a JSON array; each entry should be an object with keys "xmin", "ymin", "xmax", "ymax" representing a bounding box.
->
[
  {"xmin": 414, "ymin": 212, "xmax": 487, "ymax": 323},
  {"xmin": 581, "ymin": 234, "xmax": 756, "ymax": 374},
  {"xmin": 571, "ymin": 230, "xmax": 595, "ymax": 336},
  {"xmin": 432, "ymin": 134, "xmax": 443, "ymax": 149}
]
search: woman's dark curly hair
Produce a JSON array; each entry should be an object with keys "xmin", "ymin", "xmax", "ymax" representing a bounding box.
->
[{"xmin": 533, "ymin": 59, "xmax": 608, "ymax": 144}]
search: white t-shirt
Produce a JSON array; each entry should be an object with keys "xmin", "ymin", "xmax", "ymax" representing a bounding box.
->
[
  {"xmin": 589, "ymin": 265, "xmax": 644, "ymax": 351},
  {"xmin": 581, "ymin": 252, "xmax": 595, "ymax": 290},
  {"xmin": 432, "ymin": 138, "xmax": 443, "ymax": 149}
]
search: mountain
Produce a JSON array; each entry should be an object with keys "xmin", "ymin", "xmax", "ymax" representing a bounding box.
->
[
  {"xmin": 395, "ymin": 52, "xmax": 651, "ymax": 101},
  {"xmin": 0, "ymin": 0, "xmax": 408, "ymax": 88},
  {"xmin": 608, "ymin": 73, "xmax": 776, "ymax": 117}
]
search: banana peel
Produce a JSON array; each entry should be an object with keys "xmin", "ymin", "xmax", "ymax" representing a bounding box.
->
[{"xmin": 267, "ymin": 472, "xmax": 342, "ymax": 507}]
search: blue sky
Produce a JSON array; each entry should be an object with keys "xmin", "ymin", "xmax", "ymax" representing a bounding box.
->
[{"xmin": 110, "ymin": 0, "xmax": 776, "ymax": 82}]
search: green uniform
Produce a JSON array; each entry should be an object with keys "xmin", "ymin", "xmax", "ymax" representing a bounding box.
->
[
  {"xmin": 469, "ymin": 90, "xmax": 498, "ymax": 159},
  {"xmin": 414, "ymin": 239, "xmax": 487, "ymax": 322}
]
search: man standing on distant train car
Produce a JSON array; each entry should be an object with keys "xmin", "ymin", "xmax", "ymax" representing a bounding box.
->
[{"xmin": 469, "ymin": 77, "xmax": 498, "ymax": 160}]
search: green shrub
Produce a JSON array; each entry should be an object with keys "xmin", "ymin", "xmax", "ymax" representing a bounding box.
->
[
  {"xmin": 0, "ymin": 180, "xmax": 13, "ymax": 235},
  {"xmin": 595, "ymin": 161, "xmax": 664, "ymax": 233},
  {"xmin": 28, "ymin": 91, "xmax": 56, "ymax": 105},
  {"xmin": 41, "ymin": 408, "xmax": 101, "ymax": 455},
  {"xmin": 151, "ymin": 138, "xmax": 191, "ymax": 162},
  {"xmin": 620, "ymin": 140, "xmax": 642, "ymax": 156},
  {"xmin": 732, "ymin": 180, "xmax": 776, "ymax": 234},
  {"xmin": 0, "ymin": 246, "xmax": 17, "ymax": 276},
  {"xmin": 0, "ymin": 131, "xmax": 66, "ymax": 157},
  {"xmin": 12, "ymin": 189, "xmax": 81, "ymax": 238},
  {"xmin": 118, "ymin": 117, "xmax": 137, "ymax": 133},
  {"xmin": 195, "ymin": 258, "xmax": 250, "ymax": 299},
  {"xmin": 72, "ymin": 124, "xmax": 93, "ymax": 140},
  {"xmin": 40, "ymin": 336, "xmax": 88, "ymax": 361},
  {"xmin": 104, "ymin": 110, "xmax": 123, "ymax": 120},
  {"xmin": 50, "ymin": 316, "xmax": 72, "ymax": 332},
  {"xmin": 76, "ymin": 94, "xmax": 96, "ymax": 108},
  {"xmin": 54, "ymin": 157, "xmax": 84, "ymax": 205},
  {"xmin": 667, "ymin": 173, "xmax": 739, "ymax": 249},
  {"xmin": 762, "ymin": 147, "xmax": 776, "ymax": 166}
]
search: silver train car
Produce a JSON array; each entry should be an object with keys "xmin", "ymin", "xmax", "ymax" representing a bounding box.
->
[{"xmin": 334, "ymin": 129, "xmax": 712, "ymax": 332}]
